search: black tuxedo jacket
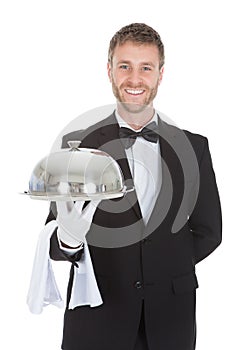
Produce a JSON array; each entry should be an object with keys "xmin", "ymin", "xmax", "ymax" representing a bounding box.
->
[{"xmin": 48, "ymin": 112, "xmax": 222, "ymax": 350}]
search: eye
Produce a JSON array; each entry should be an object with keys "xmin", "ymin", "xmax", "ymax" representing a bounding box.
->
[
  {"xmin": 119, "ymin": 64, "xmax": 129, "ymax": 70},
  {"xmin": 142, "ymin": 66, "xmax": 152, "ymax": 71}
]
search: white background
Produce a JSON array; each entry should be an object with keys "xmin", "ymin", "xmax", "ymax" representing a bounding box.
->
[{"xmin": 0, "ymin": 0, "xmax": 244, "ymax": 349}]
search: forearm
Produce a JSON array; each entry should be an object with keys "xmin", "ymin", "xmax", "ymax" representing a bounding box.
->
[{"xmin": 189, "ymin": 138, "xmax": 222, "ymax": 264}]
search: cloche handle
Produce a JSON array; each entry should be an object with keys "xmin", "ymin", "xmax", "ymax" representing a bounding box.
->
[{"xmin": 67, "ymin": 140, "xmax": 81, "ymax": 150}]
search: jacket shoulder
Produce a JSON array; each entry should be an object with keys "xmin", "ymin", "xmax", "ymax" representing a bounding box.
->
[
  {"xmin": 160, "ymin": 118, "xmax": 207, "ymax": 146},
  {"xmin": 183, "ymin": 129, "xmax": 209, "ymax": 161},
  {"xmin": 160, "ymin": 118, "xmax": 208, "ymax": 161},
  {"xmin": 61, "ymin": 114, "xmax": 115, "ymax": 149}
]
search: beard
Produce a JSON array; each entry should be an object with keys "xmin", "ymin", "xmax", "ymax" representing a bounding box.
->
[{"xmin": 111, "ymin": 78, "xmax": 159, "ymax": 114}]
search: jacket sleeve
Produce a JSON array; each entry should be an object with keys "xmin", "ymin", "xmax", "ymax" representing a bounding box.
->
[
  {"xmin": 189, "ymin": 137, "xmax": 222, "ymax": 264},
  {"xmin": 46, "ymin": 201, "xmax": 83, "ymax": 263}
]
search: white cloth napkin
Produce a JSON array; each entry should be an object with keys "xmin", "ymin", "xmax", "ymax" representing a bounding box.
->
[{"xmin": 27, "ymin": 220, "xmax": 103, "ymax": 314}]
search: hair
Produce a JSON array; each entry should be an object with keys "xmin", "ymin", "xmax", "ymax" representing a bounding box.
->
[{"xmin": 108, "ymin": 23, "xmax": 165, "ymax": 69}]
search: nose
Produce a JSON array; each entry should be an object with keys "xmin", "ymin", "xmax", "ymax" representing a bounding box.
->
[{"xmin": 126, "ymin": 68, "xmax": 143, "ymax": 86}]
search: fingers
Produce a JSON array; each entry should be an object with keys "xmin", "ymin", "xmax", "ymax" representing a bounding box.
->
[
  {"xmin": 56, "ymin": 199, "xmax": 100, "ymax": 222},
  {"xmin": 56, "ymin": 201, "xmax": 75, "ymax": 214},
  {"xmin": 57, "ymin": 201, "xmax": 85, "ymax": 213},
  {"xmin": 82, "ymin": 200, "xmax": 101, "ymax": 220},
  {"xmin": 90, "ymin": 199, "xmax": 101, "ymax": 207},
  {"xmin": 74, "ymin": 200, "xmax": 85, "ymax": 212}
]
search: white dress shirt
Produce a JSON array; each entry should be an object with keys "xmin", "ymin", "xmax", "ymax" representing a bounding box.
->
[{"xmin": 115, "ymin": 111, "xmax": 162, "ymax": 224}]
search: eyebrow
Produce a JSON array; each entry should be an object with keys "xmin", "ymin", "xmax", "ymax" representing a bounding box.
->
[{"xmin": 117, "ymin": 60, "xmax": 156, "ymax": 68}]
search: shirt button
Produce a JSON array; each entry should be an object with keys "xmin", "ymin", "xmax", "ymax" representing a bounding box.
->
[{"xmin": 134, "ymin": 281, "xmax": 142, "ymax": 289}]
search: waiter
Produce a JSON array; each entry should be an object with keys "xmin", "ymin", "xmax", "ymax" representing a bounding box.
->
[{"xmin": 47, "ymin": 23, "xmax": 222, "ymax": 350}]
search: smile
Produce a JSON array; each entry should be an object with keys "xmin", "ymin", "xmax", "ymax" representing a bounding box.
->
[{"xmin": 125, "ymin": 89, "xmax": 144, "ymax": 95}]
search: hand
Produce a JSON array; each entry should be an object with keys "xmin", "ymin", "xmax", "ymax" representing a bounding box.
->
[{"xmin": 56, "ymin": 200, "xmax": 101, "ymax": 248}]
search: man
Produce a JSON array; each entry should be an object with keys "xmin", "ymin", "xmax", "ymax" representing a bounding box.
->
[{"xmin": 47, "ymin": 23, "xmax": 222, "ymax": 350}]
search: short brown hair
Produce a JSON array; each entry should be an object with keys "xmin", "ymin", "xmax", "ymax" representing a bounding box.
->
[{"xmin": 108, "ymin": 23, "xmax": 165, "ymax": 69}]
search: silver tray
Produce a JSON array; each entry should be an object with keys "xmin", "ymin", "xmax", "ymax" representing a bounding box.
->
[{"xmin": 22, "ymin": 185, "xmax": 134, "ymax": 201}]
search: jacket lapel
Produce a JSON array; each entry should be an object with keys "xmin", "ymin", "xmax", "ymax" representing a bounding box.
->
[{"xmin": 144, "ymin": 117, "xmax": 185, "ymax": 235}]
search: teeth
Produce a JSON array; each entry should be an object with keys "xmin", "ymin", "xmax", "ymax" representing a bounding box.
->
[{"xmin": 126, "ymin": 89, "xmax": 144, "ymax": 95}]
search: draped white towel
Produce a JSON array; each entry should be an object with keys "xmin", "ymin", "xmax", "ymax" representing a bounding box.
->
[{"xmin": 27, "ymin": 220, "xmax": 103, "ymax": 314}]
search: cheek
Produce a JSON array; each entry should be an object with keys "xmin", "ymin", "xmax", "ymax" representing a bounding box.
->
[
  {"xmin": 146, "ymin": 77, "xmax": 160, "ymax": 89},
  {"xmin": 143, "ymin": 72, "xmax": 160, "ymax": 86},
  {"xmin": 113, "ymin": 73, "xmax": 125, "ymax": 86}
]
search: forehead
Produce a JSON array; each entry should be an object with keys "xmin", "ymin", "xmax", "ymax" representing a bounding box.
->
[{"xmin": 112, "ymin": 41, "xmax": 160, "ymax": 65}]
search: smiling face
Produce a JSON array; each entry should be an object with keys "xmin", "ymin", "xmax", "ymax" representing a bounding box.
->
[{"xmin": 107, "ymin": 41, "xmax": 164, "ymax": 115}]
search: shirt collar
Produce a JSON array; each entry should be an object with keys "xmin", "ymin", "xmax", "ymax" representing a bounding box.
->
[{"xmin": 115, "ymin": 110, "xmax": 158, "ymax": 132}]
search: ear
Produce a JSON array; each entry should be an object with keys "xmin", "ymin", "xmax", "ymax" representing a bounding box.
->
[
  {"xmin": 107, "ymin": 62, "xmax": 112, "ymax": 82},
  {"xmin": 158, "ymin": 66, "xmax": 164, "ymax": 85}
]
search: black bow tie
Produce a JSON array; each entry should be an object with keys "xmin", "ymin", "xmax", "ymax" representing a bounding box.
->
[{"xmin": 119, "ymin": 121, "xmax": 159, "ymax": 149}]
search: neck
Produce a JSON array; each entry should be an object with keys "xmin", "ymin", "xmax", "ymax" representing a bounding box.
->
[{"xmin": 117, "ymin": 102, "xmax": 155, "ymax": 130}]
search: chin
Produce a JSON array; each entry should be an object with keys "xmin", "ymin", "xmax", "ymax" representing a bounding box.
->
[{"xmin": 120, "ymin": 102, "xmax": 148, "ymax": 114}]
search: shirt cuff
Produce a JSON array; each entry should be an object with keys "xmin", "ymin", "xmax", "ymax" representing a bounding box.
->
[{"xmin": 57, "ymin": 233, "xmax": 84, "ymax": 255}]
